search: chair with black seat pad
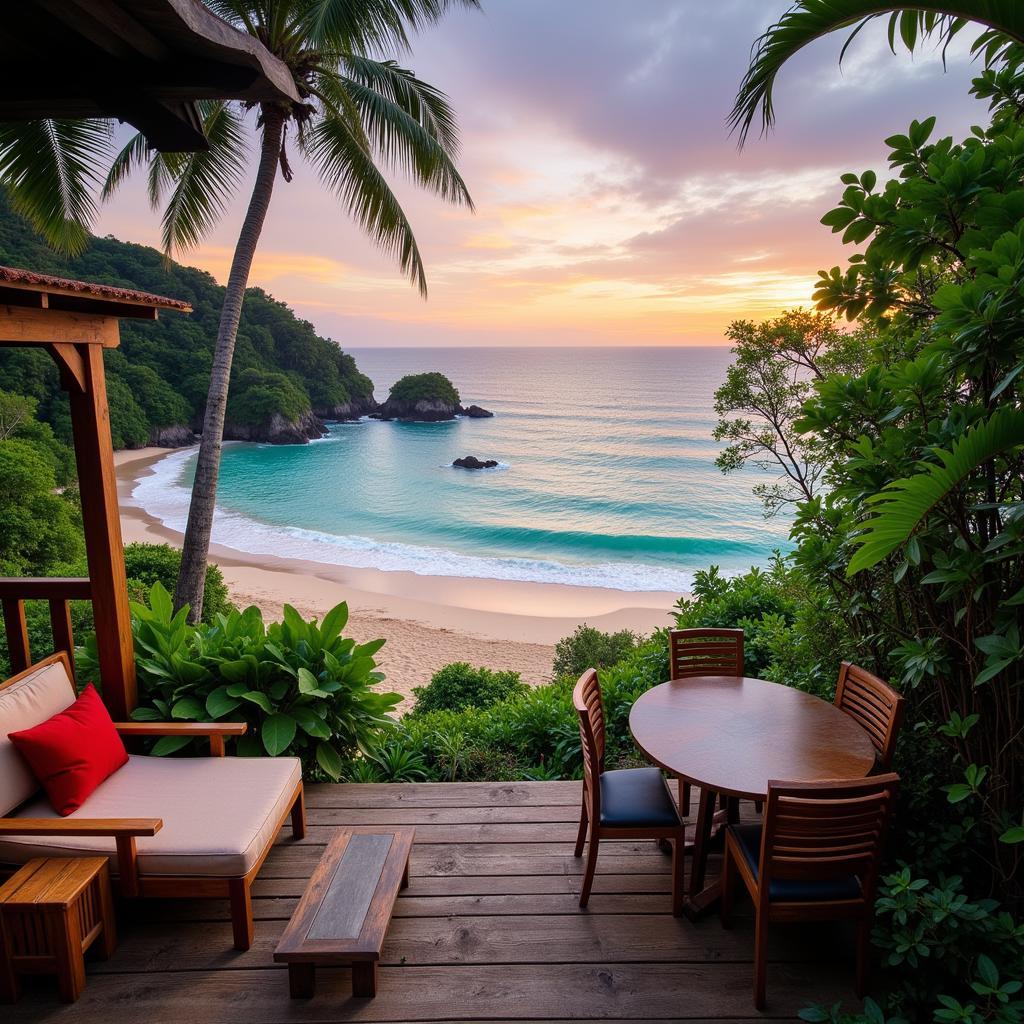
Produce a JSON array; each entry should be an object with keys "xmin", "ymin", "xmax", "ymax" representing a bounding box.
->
[
  {"xmin": 572, "ymin": 669, "xmax": 685, "ymax": 913},
  {"xmin": 720, "ymin": 774, "xmax": 900, "ymax": 1009}
]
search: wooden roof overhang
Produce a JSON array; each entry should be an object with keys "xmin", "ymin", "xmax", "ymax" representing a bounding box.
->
[
  {"xmin": 0, "ymin": 266, "xmax": 193, "ymax": 717},
  {"xmin": 0, "ymin": 0, "xmax": 299, "ymax": 151}
]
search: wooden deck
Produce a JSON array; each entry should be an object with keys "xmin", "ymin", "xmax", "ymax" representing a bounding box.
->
[{"xmin": 7, "ymin": 781, "xmax": 863, "ymax": 1022}]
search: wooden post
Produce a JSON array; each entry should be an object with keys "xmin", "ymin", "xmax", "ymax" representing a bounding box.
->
[{"xmin": 62, "ymin": 340, "xmax": 136, "ymax": 718}]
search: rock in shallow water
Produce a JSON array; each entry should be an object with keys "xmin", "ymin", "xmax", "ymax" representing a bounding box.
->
[{"xmin": 452, "ymin": 455, "xmax": 499, "ymax": 470}]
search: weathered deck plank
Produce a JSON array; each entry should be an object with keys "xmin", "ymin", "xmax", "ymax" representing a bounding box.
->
[{"xmin": 2, "ymin": 781, "xmax": 860, "ymax": 1022}]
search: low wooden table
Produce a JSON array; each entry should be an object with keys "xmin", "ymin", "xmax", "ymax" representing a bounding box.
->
[
  {"xmin": 275, "ymin": 827, "xmax": 414, "ymax": 998},
  {"xmin": 0, "ymin": 857, "xmax": 117, "ymax": 1003}
]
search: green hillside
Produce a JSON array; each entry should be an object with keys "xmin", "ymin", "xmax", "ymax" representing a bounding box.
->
[{"xmin": 0, "ymin": 195, "xmax": 375, "ymax": 448}]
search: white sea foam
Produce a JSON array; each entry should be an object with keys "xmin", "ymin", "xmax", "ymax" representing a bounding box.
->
[{"xmin": 133, "ymin": 449, "xmax": 692, "ymax": 593}]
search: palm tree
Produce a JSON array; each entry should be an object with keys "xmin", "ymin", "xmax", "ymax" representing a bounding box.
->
[
  {"xmin": 101, "ymin": 0, "xmax": 477, "ymax": 621},
  {"xmin": 730, "ymin": 2, "xmax": 1024, "ymax": 144}
]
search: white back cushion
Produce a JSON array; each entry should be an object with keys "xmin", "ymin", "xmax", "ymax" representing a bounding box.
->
[{"xmin": 0, "ymin": 660, "xmax": 76, "ymax": 815}]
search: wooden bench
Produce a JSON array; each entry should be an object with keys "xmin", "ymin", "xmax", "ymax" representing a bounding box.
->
[{"xmin": 274, "ymin": 827, "xmax": 413, "ymax": 998}]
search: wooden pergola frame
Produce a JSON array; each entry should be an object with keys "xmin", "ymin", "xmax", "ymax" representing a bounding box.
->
[{"xmin": 0, "ymin": 267, "xmax": 192, "ymax": 718}]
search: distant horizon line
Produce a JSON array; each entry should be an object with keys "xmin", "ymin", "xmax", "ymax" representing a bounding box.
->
[{"xmin": 345, "ymin": 342, "xmax": 735, "ymax": 350}]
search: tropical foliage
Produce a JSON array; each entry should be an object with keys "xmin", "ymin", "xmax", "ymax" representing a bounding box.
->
[
  {"xmin": 730, "ymin": 3, "xmax": 1024, "ymax": 144},
  {"xmin": 551, "ymin": 623, "xmax": 639, "ymax": 679},
  {"xmin": 410, "ymin": 661, "xmax": 527, "ymax": 715},
  {"xmin": 0, "ymin": 195, "xmax": 375, "ymax": 446},
  {"xmin": 723, "ymin": 23, "xmax": 1024, "ymax": 1021},
  {"xmin": 78, "ymin": 583, "xmax": 399, "ymax": 778},
  {"xmin": 387, "ymin": 371, "xmax": 461, "ymax": 406}
]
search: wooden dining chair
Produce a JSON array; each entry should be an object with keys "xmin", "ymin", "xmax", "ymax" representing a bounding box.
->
[
  {"xmin": 835, "ymin": 662, "xmax": 905, "ymax": 769},
  {"xmin": 572, "ymin": 669, "xmax": 685, "ymax": 914},
  {"xmin": 668, "ymin": 628, "xmax": 745, "ymax": 815},
  {"xmin": 720, "ymin": 774, "xmax": 900, "ymax": 1009}
]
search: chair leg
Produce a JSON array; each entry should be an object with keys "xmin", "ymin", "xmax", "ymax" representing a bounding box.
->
[
  {"xmin": 671, "ymin": 834, "xmax": 685, "ymax": 916},
  {"xmin": 719, "ymin": 839, "xmax": 734, "ymax": 928},
  {"xmin": 579, "ymin": 833, "xmax": 600, "ymax": 908},
  {"xmin": 855, "ymin": 917, "xmax": 871, "ymax": 997},
  {"xmin": 229, "ymin": 878, "xmax": 254, "ymax": 951},
  {"xmin": 291, "ymin": 787, "xmax": 306, "ymax": 840},
  {"xmin": 753, "ymin": 905, "xmax": 769, "ymax": 1010},
  {"xmin": 678, "ymin": 777, "xmax": 691, "ymax": 816},
  {"xmin": 574, "ymin": 794, "xmax": 589, "ymax": 858}
]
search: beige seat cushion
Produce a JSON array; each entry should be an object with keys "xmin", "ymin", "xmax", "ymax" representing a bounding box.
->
[
  {"xmin": 0, "ymin": 660, "xmax": 76, "ymax": 815},
  {"xmin": 0, "ymin": 753, "xmax": 301, "ymax": 878}
]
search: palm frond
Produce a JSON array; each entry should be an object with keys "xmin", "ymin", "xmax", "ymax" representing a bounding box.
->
[
  {"xmin": 730, "ymin": 2, "xmax": 1024, "ymax": 145},
  {"xmin": 0, "ymin": 118, "xmax": 113, "ymax": 255},
  {"xmin": 342, "ymin": 54, "xmax": 461, "ymax": 154},
  {"xmin": 302, "ymin": 109, "xmax": 428, "ymax": 295},
  {"xmin": 848, "ymin": 407, "xmax": 1024, "ymax": 574},
  {"xmin": 102, "ymin": 131, "xmax": 151, "ymax": 201},
  {"xmin": 331, "ymin": 66, "xmax": 472, "ymax": 208},
  {"xmin": 302, "ymin": 0, "xmax": 480, "ymax": 53},
  {"xmin": 157, "ymin": 101, "xmax": 249, "ymax": 254}
]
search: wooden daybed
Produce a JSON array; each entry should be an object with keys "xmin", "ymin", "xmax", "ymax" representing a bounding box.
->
[{"xmin": 0, "ymin": 653, "xmax": 305, "ymax": 950}]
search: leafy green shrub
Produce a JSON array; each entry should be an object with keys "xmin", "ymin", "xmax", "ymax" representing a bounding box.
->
[
  {"xmin": 411, "ymin": 662, "xmax": 526, "ymax": 715},
  {"xmin": 552, "ymin": 623, "xmax": 638, "ymax": 678},
  {"xmin": 122, "ymin": 542, "xmax": 233, "ymax": 623},
  {"xmin": 387, "ymin": 371, "xmax": 460, "ymax": 405},
  {"xmin": 229, "ymin": 367, "xmax": 311, "ymax": 426},
  {"xmin": 78, "ymin": 583, "xmax": 399, "ymax": 778}
]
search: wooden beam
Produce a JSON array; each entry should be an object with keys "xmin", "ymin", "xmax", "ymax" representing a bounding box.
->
[
  {"xmin": 0, "ymin": 305, "xmax": 119, "ymax": 347},
  {"xmin": 65, "ymin": 342, "xmax": 137, "ymax": 717},
  {"xmin": 0, "ymin": 578, "xmax": 92, "ymax": 600},
  {"xmin": 1, "ymin": 598, "xmax": 31, "ymax": 674},
  {"xmin": 49, "ymin": 342, "xmax": 87, "ymax": 393}
]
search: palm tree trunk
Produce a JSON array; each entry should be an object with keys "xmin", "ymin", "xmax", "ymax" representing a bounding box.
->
[{"xmin": 174, "ymin": 106, "xmax": 286, "ymax": 621}]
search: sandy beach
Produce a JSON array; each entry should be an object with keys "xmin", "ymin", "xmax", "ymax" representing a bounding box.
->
[{"xmin": 115, "ymin": 447, "xmax": 681, "ymax": 711}]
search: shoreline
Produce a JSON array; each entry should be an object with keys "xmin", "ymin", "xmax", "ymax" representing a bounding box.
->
[{"xmin": 115, "ymin": 446, "xmax": 682, "ymax": 709}]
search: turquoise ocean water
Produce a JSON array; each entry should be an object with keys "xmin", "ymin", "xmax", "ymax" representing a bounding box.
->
[{"xmin": 134, "ymin": 347, "xmax": 791, "ymax": 593}]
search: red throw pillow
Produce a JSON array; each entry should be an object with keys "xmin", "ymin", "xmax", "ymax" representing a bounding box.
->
[{"xmin": 9, "ymin": 684, "xmax": 128, "ymax": 815}]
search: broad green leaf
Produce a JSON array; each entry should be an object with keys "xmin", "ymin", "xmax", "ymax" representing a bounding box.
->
[
  {"xmin": 239, "ymin": 690, "xmax": 273, "ymax": 714},
  {"xmin": 171, "ymin": 696, "xmax": 204, "ymax": 720},
  {"xmin": 848, "ymin": 408, "xmax": 1024, "ymax": 574},
  {"xmin": 298, "ymin": 667, "xmax": 320, "ymax": 694},
  {"xmin": 206, "ymin": 686, "xmax": 241, "ymax": 719},
  {"xmin": 319, "ymin": 601, "xmax": 349, "ymax": 645},
  {"xmin": 261, "ymin": 713, "xmax": 297, "ymax": 756},
  {"xmin": 130, "ymin": 706, "xmax": 164, "ymax": 721},
  {"xmin": 316, "ymin": 741, "xmax": 344, "ymax": 780},
  {"xmin": 152, "ymin": 735, "xmax": 192, "ymax": 756},
  {"xmin": 999, "ymin": 826, "xmax": 1024, "ymax": 844}
]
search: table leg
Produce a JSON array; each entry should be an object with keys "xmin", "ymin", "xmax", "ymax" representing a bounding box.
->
[
  {"xmin": 683, "ymin": 786, "xmax": 722, "ymax": 921},
  {"xmin": 352, "ymin": 961, "xmax": 377, "ymax": 998},
  {"xmin": 289, "ymin": 963, "xmax": 316, "ymax": 998}
]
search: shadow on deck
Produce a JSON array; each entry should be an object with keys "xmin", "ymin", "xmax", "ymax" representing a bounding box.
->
[{"xmin": 7, "ymin": 781, "xmax": 862, "ymax": 1022}]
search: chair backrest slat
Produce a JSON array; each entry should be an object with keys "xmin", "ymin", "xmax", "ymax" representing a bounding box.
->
[
  {"xmin": 835, "ymin": 663, "xmax": 905, "ymax": 768},
  {"xmin": 760, "ymin": 776, "xmax": 898, "ymax": 892},
  {"xmin": 669, "ymin": 628, "xmax": 744, "ymax": 679},
  {"xmin": 572, "ymin": 669, "xmax": 605, "ymax": 817}
]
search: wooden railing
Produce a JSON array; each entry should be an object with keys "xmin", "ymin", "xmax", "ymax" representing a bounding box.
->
[{"xmin": 0, "ymin": 577, "xmax": 92, "ymax": 677}]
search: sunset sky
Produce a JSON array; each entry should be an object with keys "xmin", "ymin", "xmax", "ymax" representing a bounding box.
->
[{"xmin": 96, "ymin": 1, "xmax": 985, "ymax": 347}]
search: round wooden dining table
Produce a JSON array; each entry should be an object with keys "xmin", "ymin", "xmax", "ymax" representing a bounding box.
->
[{"xmin": 629, "ymin": 675, "xmax": 876, "ymax": 920}]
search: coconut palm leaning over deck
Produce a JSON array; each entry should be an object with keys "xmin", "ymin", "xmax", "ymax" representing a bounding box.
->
[{"xmin": 102, "ymin": 0, "xmax": 477, "ymax": 621}]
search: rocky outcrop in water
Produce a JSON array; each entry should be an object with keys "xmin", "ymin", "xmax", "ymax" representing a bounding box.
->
[
  {"xmin": 374, "ymin": 398, "xmax": 494, "ymax": 422},
  {"xmin": 453, "ymin": 455, "xmax": 499, "ymax": 470},
  {"xmin": 376, "ymin": 396, "xmax": 459, "ymax": 422},
  {"xmin": 223, "ymin": 410, "xmax": 328, "ymax": 445}
]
